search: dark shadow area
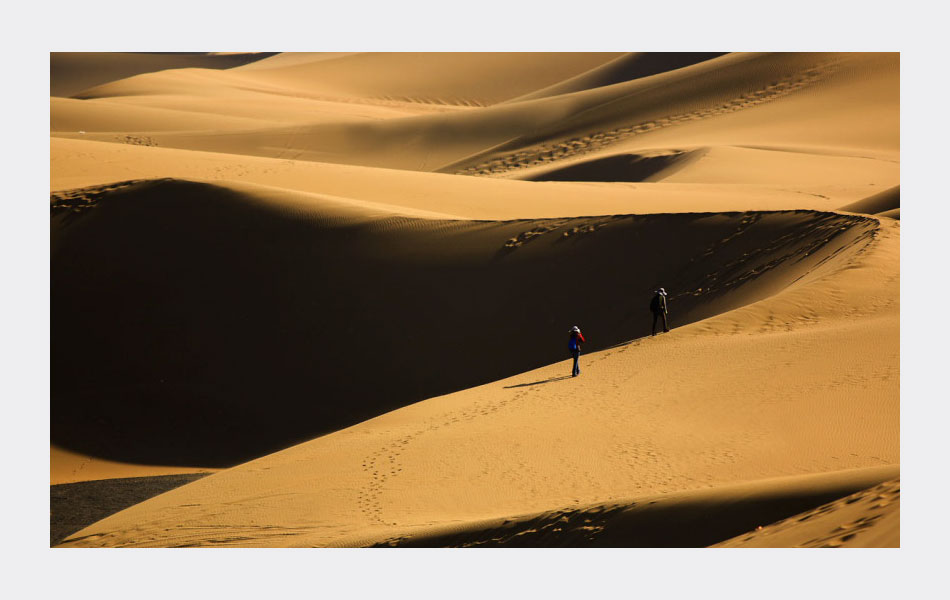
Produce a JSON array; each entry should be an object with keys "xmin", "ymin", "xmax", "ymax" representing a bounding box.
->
[
  {"xmin": 51, "ymin": 180, "xmax": 877, "ymax": 468},
  {"xmin": 524, "ymin": 150, "xmax": 703, "ymax": 183},
  {"xmin": 50, "ymin": 473, "xmax": 211, "ymax": 547},
  {"xmin": 374, "ymin": 470, "xmax": 896, "ymax": 548}
]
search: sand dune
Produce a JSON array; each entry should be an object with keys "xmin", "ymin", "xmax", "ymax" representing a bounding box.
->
[
  {"xmin": 52, "ymin": 177, "xmax": 877, "ymax": 467},
  {"xmin": 56, "ymin": 202, "xmax": 897, "ymax": 546},
  {"xmin": 50, "ymin": 51, "xmax": 898, "ymax": 547},
  {"xmin": 72, "ymin": 52, "xmax": 624, "ymax": 106},
  {"xmin": 52, "ymin": 52, "xmax": 897, "ymax": 203}
]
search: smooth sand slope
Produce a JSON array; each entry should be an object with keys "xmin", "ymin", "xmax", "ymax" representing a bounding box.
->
[{"xmin": 50, "ymin": 52, "xmax": 898, "ymax": 546}]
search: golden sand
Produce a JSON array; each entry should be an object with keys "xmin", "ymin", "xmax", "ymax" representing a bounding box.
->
[{"xmin": 50, "ymin": 52, "xmax": 898, "ymax": 548}]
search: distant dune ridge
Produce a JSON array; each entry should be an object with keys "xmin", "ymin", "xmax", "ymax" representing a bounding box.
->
[
  {"xmin": 839, "ymin": 185, "xmax": 900, "ymax": 218},
  {"xmin": 50, "ymin": 52, "xmax": 899, "ymax": 547},
  {"xmin": 50, "ymin": 52, "xmax": 277, "ymax": 98}
]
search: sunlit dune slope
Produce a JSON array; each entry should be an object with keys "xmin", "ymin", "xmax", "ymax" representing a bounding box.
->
[
  {"xmin": 56, "ymin": 212, "xmax": 898, "ymax": 548},
  {"xmin": 51, "ymin": 138, "xmax": 894, "ymax": 215},
  {"xmin": 460, "ymin": 52, "xmax": 898, "ymax": 183},
  {"xmin": 52, "ymin": 178, "xmax": 875, "ymax": 467}
]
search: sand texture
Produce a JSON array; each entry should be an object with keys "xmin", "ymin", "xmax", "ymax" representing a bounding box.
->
[{"xmin": 50, "ymin": 52, "xmax": 899, "ymax": 547}]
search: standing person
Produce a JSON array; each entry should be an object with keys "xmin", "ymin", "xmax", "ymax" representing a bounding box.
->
[
  {"xmin": 568, "ymin": 326, "xmax": 586, "ymax": 377},
  {"xmin": 650, "ymin": 288, "xmax": 670, "ymax": 335}
]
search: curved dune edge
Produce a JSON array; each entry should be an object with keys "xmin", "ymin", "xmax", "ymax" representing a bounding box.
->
[
  {"xmin": 50, "ymin": 445, "xmax": 218, "ymax": 485},
  {"xmin": 503, "ymin": 52, "xmax": 728, "ymax": 103},
  {"xmin": 56, "ymin": 211, "xmax": 897, "ymax": 548},
  {"xmin": 713, "ymin": 477, "xmax": 899, "ymax": 548},
  {"xmin": 521, "ymin": 149, "xmax": 707, "ymax": 183},
  {"xmin": 838, "ymin": 185, "xmax": 900, "ymax": 216}
]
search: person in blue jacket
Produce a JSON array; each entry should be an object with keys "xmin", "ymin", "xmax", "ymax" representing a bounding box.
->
[{"xmin": 568, "ymin": 326, "xmax": 586, "ymax": 377}]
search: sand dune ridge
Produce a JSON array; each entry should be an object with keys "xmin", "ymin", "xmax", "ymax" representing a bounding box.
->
[{"xmin": 52, "ymin": 178, "xmax": 878, "ymax": 467}]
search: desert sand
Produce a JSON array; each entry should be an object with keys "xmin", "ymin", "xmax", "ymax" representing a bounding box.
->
[{"xmin": 50, "ymin": 52, "xmax": 899, "ymax": 548}]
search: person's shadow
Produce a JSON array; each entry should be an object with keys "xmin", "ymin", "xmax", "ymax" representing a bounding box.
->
[{"xmin": 503, "ymin": 375, "xmax": 573, "ymax": 389}]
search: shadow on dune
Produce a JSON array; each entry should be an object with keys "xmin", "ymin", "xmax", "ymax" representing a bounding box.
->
[
  {"xmin": 522, "ymin": 150, "xmax": 706, "ymax": 183},
  {"xmin": 503, "ymin": 375, "xmax": 573, "ymax": 389},
  {"xmin": 51, "ymin": 179, "xmax": 877, "ymax": 467},
  {"xmin": 837, "ymin": 185, "xmax": 899, "ymax": 216},
  {"xmin": 371, "ymin": 466, "xmax": 898, "ymax": 548}
]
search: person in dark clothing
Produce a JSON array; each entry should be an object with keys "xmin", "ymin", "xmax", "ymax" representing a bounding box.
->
[
  {"xmin": 650, "ymin": 288, "xmax": 670, "ymax": 335},
  {"xmin": 568, "ymin": 326, "xmax": 586, "ymax": 377}
]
